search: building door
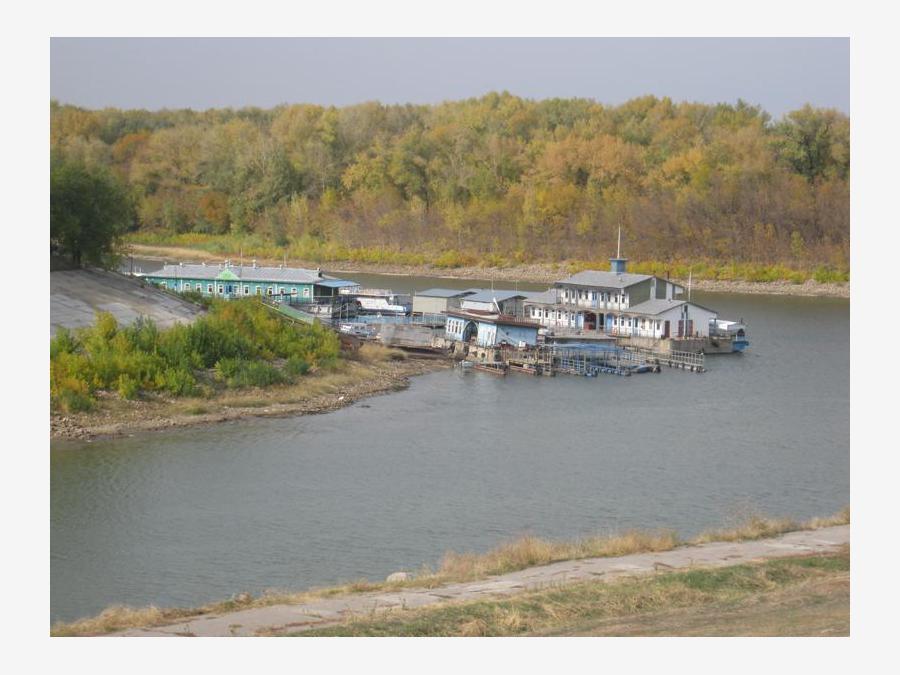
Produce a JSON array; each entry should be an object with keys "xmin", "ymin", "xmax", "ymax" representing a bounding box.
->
[
  {"xmin": 463, "ymin": 321, "xmax": 478, "ymax": 343},
  {"xmin": 663, "ymin": 320, "xmax": 670, "ymax": 338},
  {"xmin": 583, "ymin": 311, "xmax": 596, "ymax": 331}
]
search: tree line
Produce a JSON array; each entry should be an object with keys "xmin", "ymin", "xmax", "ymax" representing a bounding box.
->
[{"xmin": 50, "ymin": 93, "xmax": 849, "ymax": 274}]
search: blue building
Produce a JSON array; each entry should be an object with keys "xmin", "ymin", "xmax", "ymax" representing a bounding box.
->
[{"xmin": 445, "ymin": 309, "xmax": 539, "ymax": 348}]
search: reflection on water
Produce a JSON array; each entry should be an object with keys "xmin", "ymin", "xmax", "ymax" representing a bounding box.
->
[{"xmin": 51, "ymin": 274, "xmax": 849, "ymax": 622}]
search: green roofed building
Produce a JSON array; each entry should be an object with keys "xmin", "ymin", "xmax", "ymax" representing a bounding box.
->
[{"xmin": 137, "ymin": 260, "xmax": 360, "ymax": 304}]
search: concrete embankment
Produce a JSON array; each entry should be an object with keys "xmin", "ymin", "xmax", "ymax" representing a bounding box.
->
[
  {"xmin": 50, "ymin": 267, "xmax": 203, "ymax": 340},
  {"xmin": 110, "ymin": 525, "xmax": 848, "ymax": 637}
]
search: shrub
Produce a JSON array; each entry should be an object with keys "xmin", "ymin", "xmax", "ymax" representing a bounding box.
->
[
  {"xmin": 53, "ymin": 376, "xmax": 94, "ymax": 413},
  {"xmin": 285, "ymin": 356, "xmax": 310, "ymax": 377},
  {"xmin": 117, "ymin": 374, "xmax": 140, "ymax": 400},
  {"xmin": 214, "ymin": 358, "xmax": 286, "ymax": 389}
]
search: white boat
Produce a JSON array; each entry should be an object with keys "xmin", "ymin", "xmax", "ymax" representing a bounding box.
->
[{"xmin": 344, "ymin": 288, "xmax": 412, "ymax": 316}]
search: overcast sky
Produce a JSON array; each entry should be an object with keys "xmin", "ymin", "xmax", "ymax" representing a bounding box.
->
[{"xmin": 50, "ymin": 37, "xmax": 849, "ymax": 118}]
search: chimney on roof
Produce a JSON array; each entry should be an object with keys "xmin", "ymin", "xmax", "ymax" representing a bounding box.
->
[
  {"xmin": 252, "ymin": 259, "xmax": 257, "ymax": 268},
  {"xmin": 316, "ymin": 267, "xmax": 322, "ymax": 277},
  {"xmin": 609, "ymin": 225, "xmax": 628, "ymax": 275}
]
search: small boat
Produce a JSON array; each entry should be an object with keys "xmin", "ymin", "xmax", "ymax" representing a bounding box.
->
[
  {"xmin": 343, "ymin": 288, "xmax": 412, "ymax": 316},
  {"xmin": 709, "ymin": 319, "xmax": 750, "ymax": 352}
]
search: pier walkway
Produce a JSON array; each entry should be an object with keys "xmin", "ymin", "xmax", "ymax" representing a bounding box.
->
[{"xmin": 115, "ymin": 525, "xmax": 848, "ymax": 637}]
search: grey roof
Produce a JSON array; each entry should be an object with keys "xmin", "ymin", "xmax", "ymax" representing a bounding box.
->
[
  {"xmin": 416, "ymin": 288, "xmax": 477, "ymax": 298},
  {"xmin": 316, "ymin": 279, "xmax": 360, "ymax": 288},
  {"xmin": 461, "ymin": 290, "xmax": 528, "ymax": 304},
  {"xmin": 555, "ymin": 269, "xmax": 652, "ymax": 289},
  {"xmin": 522, "ymin": 289, "xmax": 560, "ymax": 305},
  {"xmin": 618, "ymin": 298, "xmax": 718, "ymax": 316},
  {"xmin": 143, "ymin": 263, "xmax": 336, "ymax": 285}
]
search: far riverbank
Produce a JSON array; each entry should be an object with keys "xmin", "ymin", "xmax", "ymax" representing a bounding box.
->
[{"xmin": 126, "ymin": 244, "xmax": 850, "ymax": 299}]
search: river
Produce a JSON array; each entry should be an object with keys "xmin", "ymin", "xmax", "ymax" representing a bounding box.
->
[{"xmin": 51, "ymin": 269, "xmax": 849, "ymax": 623}]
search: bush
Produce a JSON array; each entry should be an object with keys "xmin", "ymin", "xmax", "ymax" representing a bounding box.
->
[
  {"xmin": 116, "ymin": 374, "xmax": 140, "ymax": 400},
  {"xmin": 53, "ymin": 376, "xmax": 94, "ymax": 413},
  {"xmin": 285, "ymin": 356, "xmax": 310, "ymax": 377},
  {"xmin": 214, "ymin": 358, "xmax": 287, "ymax": 389}
]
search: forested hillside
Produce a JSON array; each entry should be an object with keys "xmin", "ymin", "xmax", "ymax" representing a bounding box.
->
[{"xmin": 50, "ymin": 94, "xmax": 849, "ymax": 279}]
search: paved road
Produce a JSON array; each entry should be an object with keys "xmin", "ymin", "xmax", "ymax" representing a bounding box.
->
[
  {"xmin": 116, "ymin": 525, "xmax": 849, "ymax": 637},
  {"xmin": 50, "ymin": 268, "xmax": 202, "ymax": 339}
]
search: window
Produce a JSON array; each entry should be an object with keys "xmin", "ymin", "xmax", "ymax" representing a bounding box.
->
[
  {"xmin": 217, "ymin": 285, "xmax": 224, "ymax": 294},
  {"xmin": 279, "ymin": 287, "xmax": 286, "ymax": 295},
  {"xmin": 291, "ymin": 287, "xmax": 297, "ymax": 295},
  {"xmin": 255, "ymin": 287, "xmax": 262, "ymax": 296},
  {"xmin": 195, "ymin": 283, "xmax": 202, "ymax": 291},
  {"xmin": 303, "ymin": 287, "xmax": 311, "ymax": 297},
  {"xmin": 243, "ymin": 285, "xmax": 250, "ymax": 295},
  {"xmin": 207, "ymin": 284, "xmax": 213, "ymax": 294},
  {"xmin": 267, "ymin": 286, "xmax": 273, "ymax": 296}
]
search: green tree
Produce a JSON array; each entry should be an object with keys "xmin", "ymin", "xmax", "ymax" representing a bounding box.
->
[{"xmin": 50, "ymin": 152, "xmax": 133, "ymax": 267}]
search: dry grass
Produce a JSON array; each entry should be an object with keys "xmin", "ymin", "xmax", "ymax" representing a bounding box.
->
[
  {"xmin": 51, "ymin": 507, "xmax": 848, "ymax": 636},
  {"xmin": 437, "ymin": 530, "xmax": 679, "ymax": 581},
  {"xmin": 691, "ymin": 506, "xmax": 849, "ymax": 544},
  {"xmin": 355, "ymin": 343, "xmax": 406, "ymax": 363},
  {"xmin": 52, "ymin": 605, "xmax": 178, "ymax": 637}
]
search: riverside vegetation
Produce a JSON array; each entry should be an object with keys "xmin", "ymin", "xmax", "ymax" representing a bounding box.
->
[
  {"xmin": 51, "ymin": 508, "xmax": 848, "ymax": 636},
  {"xmin": 50, "ymin": 299, "xmax": 341, "ymax": 414},
  {"xmin": 49, "ymin": 299, "xmax": 447, "ymax": 439},
  {"xmin": 51, "ymin": 94, "xmax": 849, "ymax": 283}
]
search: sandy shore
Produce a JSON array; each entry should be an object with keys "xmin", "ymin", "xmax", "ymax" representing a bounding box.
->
[
  {"xmin": 51, "ymin": 355, "xmax": 450, "ymax": 442},
  {"xmin": 127, "ymin": 244, "xmax": 849, "ymax": 298}
]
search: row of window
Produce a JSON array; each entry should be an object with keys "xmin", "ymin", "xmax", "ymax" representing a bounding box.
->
[
  {"xmin": 560, "ymin": 289, "xmax": 627, "ymax": 305},
  {"xmin": 525, "ymin": 306, "xmax": 662, "ymax": 332},
  {"xmin": 160, "ymin": 280, "xmax": 313, "ymax": 297},
  {"xmin": 447, "ymin": 318, "xmax": 467, "ymax": 335},
  {"xmin": 611, "ymin": 317, "xmax": 661, "ymax": 330}
]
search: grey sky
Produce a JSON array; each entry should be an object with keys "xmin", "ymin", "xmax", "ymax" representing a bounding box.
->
[{"xmin": 50, "ymin": 38, "xmax": 849, "ymax": 118}]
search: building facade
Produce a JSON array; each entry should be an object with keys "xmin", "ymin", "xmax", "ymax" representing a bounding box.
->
[
  {"xmin": 411, "ymin": 288, "xmax": 476, "ymax": 315},
  {"xmin": 139, "ymin": 261, "xmax": 359, "ymax": 304},
  {"xmin": 445, "ymin": 310, "xmax": 539, "ymax": 348}
]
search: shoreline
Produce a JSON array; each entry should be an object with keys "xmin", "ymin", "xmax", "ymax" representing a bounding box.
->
[
  {"xmin": 51, "ymin": 354, "xmax": 450, "ymax": 442},
  {"xmin": 127, "ymin": 243, "xmax": 850, "ymax": 299},
  {"xmin": 52, "ymin": 517, "xmax": 850, "ymax": 636}
]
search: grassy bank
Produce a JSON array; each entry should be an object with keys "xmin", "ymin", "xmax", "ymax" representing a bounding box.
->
[
  {"xmin": 52, "ymin": 341, "xmax": 448, "ymax": 440},
  {"xmin": 51, "ymin": 298, "xmax": 341, "ymax": 415},
  {"xmin": 125, "ymin": 232, "xmax": 850, "ymax": 285},
  {"xmin": 294, "ymin": 548, "xmax": 849, "ymax": 637},
  {"xmin": 50, "ymin": 508, "xmax": 848, "ymax": 636}
]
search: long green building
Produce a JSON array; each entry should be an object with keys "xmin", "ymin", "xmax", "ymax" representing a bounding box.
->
[{"xmin": 138, "ymin": 261, "xmax": 359, "ymax": 303}]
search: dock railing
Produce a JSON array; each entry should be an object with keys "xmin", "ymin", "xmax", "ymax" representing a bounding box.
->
[{"xmin": 621, "ymin": 345, "xmax": 705, "ymax": 372}]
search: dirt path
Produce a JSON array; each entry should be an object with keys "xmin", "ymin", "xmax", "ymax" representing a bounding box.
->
[{"xmin": 112, "ymin": 525, "xmax": 848, "ymax": 637}]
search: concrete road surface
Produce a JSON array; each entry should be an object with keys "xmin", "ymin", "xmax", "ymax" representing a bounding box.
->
[{"xmin": 50, "ymin": 268, "xmax": 203, "ymax": 339}]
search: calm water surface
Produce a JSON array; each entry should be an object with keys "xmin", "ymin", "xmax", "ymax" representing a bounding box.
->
[{"xmin": 51, "ymin": 272, "xmax": 849, "ymax": 622}]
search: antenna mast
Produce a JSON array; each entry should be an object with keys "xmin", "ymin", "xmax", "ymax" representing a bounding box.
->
[{"xmin": 688, "ymin": 266, "xmax": 693, "ymax": 302}]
